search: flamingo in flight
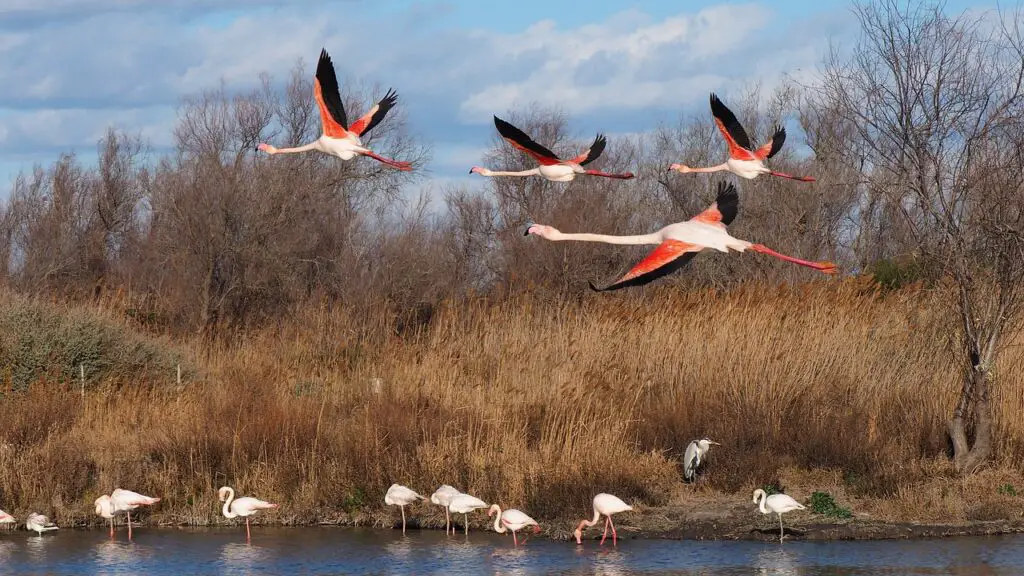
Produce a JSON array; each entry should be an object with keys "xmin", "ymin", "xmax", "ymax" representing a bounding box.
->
[
  {"xmin": 95, "ymin": 489, "xmax": 161, "ymax": 540},
  {"xmin": 752, "ymin": 489, "xmax": 806, "ymax": 543},
  {"xmin": 670, "ymin": 94, "xmax": 815, "ymax": 182},
  {"xmin": 257, "ymin": 49, "xmax": 412, "ymax": 171},
  {"xmin": 488, "ymin": 504, "xmax": 540, "ymax": 546},
  {"xmin": 385, "ymin": 484, "xmax": 426, "ymax": 535},
  {"xmin": 525, "ymin": 182, "xmax": 837, "ymax": 291},
  {"xmin": 218, "ymin": 486, "xmax": 278, "ymax": 542},
  {"xmin": 470, "ymin": 116, "xmax": 634, "ymax": 182},
  {"xmin": 574, "ymin": 493, "xmax": 632, "ymax": 546}
]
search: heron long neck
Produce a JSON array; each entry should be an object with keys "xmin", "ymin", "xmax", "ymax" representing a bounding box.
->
[
  {"xmin": 552, "ymin": 232, "xmax": 662, "ymax": 245},
  {"xmin": 222, "ymin": 489, "xmax": 237, "ymax": 519},
  {"xmin": 492, "ymin": 506, "xmax": 506, "ymax": 533}
]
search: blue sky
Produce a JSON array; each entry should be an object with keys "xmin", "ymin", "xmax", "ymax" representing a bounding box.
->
[{"xmin": 0, "ymin": 0, "xmax": 986, "ymax": 195}]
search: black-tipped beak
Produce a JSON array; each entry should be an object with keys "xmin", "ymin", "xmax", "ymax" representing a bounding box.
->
[
  {"xmin": 522, "ymin": 223, "xmax": 534, "ymax": 236},
  {"xmin": 468, "ymin": 169, "xmax": 474, "ymax": 174}
]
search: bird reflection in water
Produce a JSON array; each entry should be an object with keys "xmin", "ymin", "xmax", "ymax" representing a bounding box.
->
[
  {"xmin": 591, "ymin": 547, "xmax": 627, "ymax": 576},
  {"xmin": 218, "ymin": 541, "xmax": 270, "ymax": 575},
  {"xmin": 25, "ymin": 533, "xmax": 56, "ymax": 561},
  {"xmin": 754, "ymin": 545, "xmax": 799, "ymax": 576},
  {"xmin": 0, "ymin": 541, "xmax": 15, "ymax": 564}
]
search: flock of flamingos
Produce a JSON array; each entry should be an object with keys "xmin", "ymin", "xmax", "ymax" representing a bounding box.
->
[{"xmin": 1, "ymin": 45, "xmax": 826, "ymax": 550}]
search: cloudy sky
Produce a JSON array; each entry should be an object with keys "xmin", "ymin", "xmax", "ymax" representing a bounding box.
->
[{"xmin": 0, "ymin": 0, "xmax": 981, "ymax": 194}]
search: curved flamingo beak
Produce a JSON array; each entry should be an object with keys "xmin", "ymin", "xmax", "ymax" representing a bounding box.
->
[
  {"xmin": 523, "ymin": 222, "xmax": 536, "ymax": 236},
  {"xmin": 668, "ymin": 163, "xmax": 680, "ymax": 172}
]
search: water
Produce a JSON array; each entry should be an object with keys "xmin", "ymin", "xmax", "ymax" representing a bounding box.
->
[{"xmin": 1, "ymin": 527, "xmax": 1021, "ymax": 575}]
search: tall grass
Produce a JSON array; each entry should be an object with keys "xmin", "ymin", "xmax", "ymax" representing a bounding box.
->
[{"xmin": 1, "ymin": 279, "xmax": 1022, "ymax": 529}]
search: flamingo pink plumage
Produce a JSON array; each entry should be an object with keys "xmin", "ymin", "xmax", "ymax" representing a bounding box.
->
[
  {"xmin": 488, "ymin": 503, "xmax": 540, "ymax": 546},
  {"xmin": 670, "ymin": 93, "xmax": 815, "ymax": 182},
  {"xmin": 574, "ymin": 493, "xmax": 632, "ymax": 546},
  {"xmin": 470, "ymin": 116, "xmax": 634, "ymax": 182},
  {"xmin": 95, "ymin": 489, "xmax": 161, "ymax": 540},
  {"xmin": 218, "ymin": 486, "xmax": 278, "ymax": 542},
  {"xmin": 526, "ymin": 182, "xmax": 837, "ymax": 291}
]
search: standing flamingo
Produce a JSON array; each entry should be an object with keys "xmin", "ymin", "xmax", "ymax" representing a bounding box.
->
[
  {"xmin": 95, "ymin": 489, "xmax": 161, "ymax": 540},
  {"xmin": 752, "ymin": 489, "xmax": 806, "ymax": 543},
  {"xmin": 683, "ymin": 438, "xmax": 721, "ymax": 483},
  {"xmin": 256, "ymin": 48, "xmax": 412, "ymax": 171},
  {"xmin": 488, "ymin": 504, "xmax": 540, "ymax": 546},
  {"xmin": 669, "ymin": 93, "xmax": 815, "ymax": 182},
  {"xmin": 469, "ymin": 116, "xmax": 634, "ymax": 182},
  {"xmin": 0, "ymin": 510, "xmax": 14, "ymax": 525},
  {"xmin": 525, "ymin": 182, "xmax": 837, "ymax": 291},
  {"xmin": 430, "ymin": 485, "xmax": 461, "ymax": 535},
  {"xmin": 25, "ymin": 513, "xmax": 58, "ymax": 536},
  {"xmin": 574, "ymin": 493, "xmax": 633, "ymax": 546},
  {"xmin": 385, "ymin": 484, "xmax": 426, "ymax": 535},
  {"xmin": 447, "ymin": 492, "xmax": 488, "ymax": 535},
  {"xmin": 218, "ymin": 486, "xmax": 278, "ymax": 543}
]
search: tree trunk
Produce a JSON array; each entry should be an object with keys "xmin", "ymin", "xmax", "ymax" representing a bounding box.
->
[{"xmin": 948, "ymin": 366, "xmax": 993, "ymax": 473}]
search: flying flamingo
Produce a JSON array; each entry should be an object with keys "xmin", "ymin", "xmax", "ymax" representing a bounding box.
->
[
  {"xmin": 683, "ymin": 438, "xmax": 721, "ymax": 483},
  {"xmin": 385, "ymin": 484, "xmax": 426, "ymax": 535},
  {"xmin": 0, "ymin": 510, "xmax": 14, "ymax": 526},
  {"xmin": 669, "ymin": 93, "xmax": 815, "ymax": 182},
  {"xmin": 470, "ymin": 116, "xmax": 634, "ymax": 182},
  {"xmin": 752, "ymin": 489, "xmax": 806, "ymax": 543},
  {"xmin": 218, "ymin": 486, "xmax": 278, "ymax": 542},
  {"xmin": 256, "ymin": 48, "xmax": 412, "ymax": 171},
  {"xmin": 25, "ymin": 513, "xmax": 58, "ymax": 536},
  {"xmin": 488, "ymin": 504, "xmax": 540, "ymax": 546},
  {"xmin": 95, "ymin": 489, "xmax": 161, "ymax": 540},
  {"xmin": 448, "ymin": 492, "xmax": 488, "ymax": 535},
  {"xmin": 574, "ymin": 493, "xmax": 633, "ymax": 546},
  {"xmin": 525, "ymin": 182, "xmax": 837, "ymax": 291},
  {"xmin": 430, "ymin": 485, "xmax": 461, "ymax": 535}
]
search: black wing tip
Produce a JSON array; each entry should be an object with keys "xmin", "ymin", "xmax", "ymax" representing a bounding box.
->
[{"xmin": 588, "ymin": 280, "xmax": 609, "ymax": 292}]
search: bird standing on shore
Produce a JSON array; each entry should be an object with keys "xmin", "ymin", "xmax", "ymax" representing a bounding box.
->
[
  {"xmin": 385, "ymin": 484, "xmax": 426, "ymax": 535},
  {"xmin": 669, "ymin": 93, "xmax": 815, "ymax": 182},
  {"xmin": 448, "ymin": 493, "xmax": 488, "ymax": 535},
  {"xmin": 0, "ymin": 510, "xmax": 14, "ymax": 526},
  {"xmin": 525, "ymin": 182, "xmax": 837, "ymax": 291},
  {"xmin": 26, "ymin": 513, "xmax": 58, "ymax": 536},
  {"xmin": 257, "ymin": 49, "xmax": 412, "ymax": 171},
  {"xmin": 430, "ymin": 485, "xmax": 461, "ymax": 535},
  {"xmin": 218, "ymin": 486, "xmax": 278, "ymax": 543},
  {"xmin": 470, "ymin": 116, "xmax": 634, "ymax": 182},
  {"xmin": 574, "ymin": 493, "xmax": 632, "ymax": 546},
  {"xmin": 683, "ymin": 438, "xmax": 721, "ymax": 483},
  {"xmin": 752, "ymin": 489, "xmax": 805, "ymax": 543},
  {"xmin": 488, "ymin": 504, "xmax": 540, "ymax": 546},
  {"xmin": 95, "ymin": 489, "xmax": 161, "ymax": 540}
]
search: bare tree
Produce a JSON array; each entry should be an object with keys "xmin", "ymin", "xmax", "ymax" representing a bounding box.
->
[{"xmin": 815, "ymin": 0, "xmax": 1024, "ymax": 471}]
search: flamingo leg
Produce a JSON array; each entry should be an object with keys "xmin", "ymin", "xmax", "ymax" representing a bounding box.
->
[
  {"xmin": 600, "ymin": 517, "xmax": 609, "ymax": 546},
  {"xmin": 246, "ymin": 518, "xmax": 251, "ymax": 543},
  {"xmin": 610, "ymin": 516, "xmax": 618, "ymax": 545},
  {"xmin": 512, "ymin": 529, "xmax": 518, "ymax": 546},
  {"xmin": 109, "ymin": 516, "xmax": 115, "ymax": 539},
  {"xmin": 401, "ymin": 505, "xmax": 406, "ymax": 535},
  {"xmin": 583, "ymin": 169, "xmax": 635, "ymax": 180},
  {"xmin": 749, "ymin": 244, "xmax": 837, "ymax": 274},
  {"xmin": 127, "ymin": 510, "xmax": 132, "ymax": 541},
  {"xmin": 361, "ymin": 150, "xmax": 413, "ymax": 171},
  {"xmin": 464, "ymin": 513, "xmax": 469, "ymax": 535},
  {"xmin": 779, "ymin": 514, "xmax": 784, "ymax": 544},
  {"xmin": 768, "ymin": 170, "xmax": 816, "ymax": 182},
  {"xmin": 445, "ymin": 507, "xmax": 451, "ymax": 535}
]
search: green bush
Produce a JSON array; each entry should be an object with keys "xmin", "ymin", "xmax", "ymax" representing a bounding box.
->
[
  {"xmin": 809, "ymin": 491, "xmax": 853, "ymax": 518},
  {"xmin": 0, "ymin": 292, "xmax": 190, "ymax": 391}
]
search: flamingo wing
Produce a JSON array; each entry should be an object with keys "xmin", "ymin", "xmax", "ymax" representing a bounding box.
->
[
  {"xmin": 709, "ymin": 93, "xmax": 755, "ymax": 161},
  {"xmin": 233, "ymin": 497, "xmax": 277, "ymax": 515},
  {"xmin": 348, "ymin": 88, "xmax": 398, "ymax": 137},
  {"xmin": 314, "ymin": 49, "xmax": 350, "ymax": 138},
  {"xmin": 111, "ymin": 489, "xmax": 160, "ymax": 507},
  {"xmin": 493, "ymin": 116, "xmax": 561, "ymax": 166},
  {"xmin": 589, "ymin": 239, "xmax": 701, "ymax": 292},
  {"xmin": 690, "ymin": 182, "xmax": 739, "ymax": 227},
  {"xmin": 753, "ymin": 126, "xmax": 786, "ymax": 161},
  {"xmin": 568, "ymin": 134, "xmax": 607, "ymax": 166},
  {"xmin": 502, "ymin": 509, "xmax": 537, "ymax": 529}
]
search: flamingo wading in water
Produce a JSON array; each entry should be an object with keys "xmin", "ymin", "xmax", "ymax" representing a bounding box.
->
[
  {"xmin": 752, "ymin": 489, "xmax": 806, "ymax": 543},
  {"xmin": 683, "ymin": 438, "xmax": 720, "ymax": 483},
  {"xmin": 385, "ymin": 484, "xmax": 426, "ymax": 535},
  {"xmin": 448, "ymin": 492, "xmax": 488, "ymax": 535},
  {"xmin": 470, "ymin": 116, "xmax": 634, "ymax": 182},
  {"xmin": 670, "ymin": 94, "xmax": 815, "ymax": 182},
  {"xmin": 574, "ymin": 493, "xmax": 632, "ymax": 546},
  {"xmin": 256, "ymin": 49, "xmax": 412, "ymax": 171},
  {"xmin": 95, "ymin": 489, "xmax": 161, "ymax": 540},
  {"xmin": 525, "ymin": 182, "xmax": 837, "ymax": 291},
  {"xmin": 0, "ymin": 510, "xmax": 14, "ymax": 526},
  {"xmin": 218, "ymin": 486, "xmax": 278, "ymax": 542},
  {"xmin": 430, "ymin": 484, "xmax": 461, "ymax": 535},
  {"xmin": 26, "ymin": 513, "xmax": 58, "ymax": 536},
  {"xmin": 488, "ymin": 504, "xmax": 540, "ymax": 546}
]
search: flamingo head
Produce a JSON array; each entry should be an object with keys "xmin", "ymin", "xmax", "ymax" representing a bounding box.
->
[
  {"xmin": 94, "ymin": 495, "xmax": 113, "ymax": 518},
  {"xmin": 573, "ymin": 521, "xmax": 586, "ymax": 544},
  {"xmin": 256, "ymin": 143, "xmax": 278, "ymax": 155},
  {"xmin": 217, "ymin": 486, "xmax": 233, "ymax": 502},
  {"xmin": 487, "ymin": 504, "xmax": 501, "ymax": 517},
  {"xmin": 524, "ymin": 224, "xmax": 560, "ymax": 240},
  {"xmin": 532, "ymin": 524, "xmax": 541, "ymax": 534},
  {"xmin": 468, "ymin": 166, "xmax": 491, "ymax": 176},
  {"xmin": 669, "ymin": 163, "xmax": 692, "ymax": 173}
]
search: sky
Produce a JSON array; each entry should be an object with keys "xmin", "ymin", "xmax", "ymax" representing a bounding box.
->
[{"xmin": 0, "ymin": 0, "xmax": 984, "ymax": 197}]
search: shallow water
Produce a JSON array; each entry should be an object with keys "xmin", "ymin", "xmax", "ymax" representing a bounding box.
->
[{"xmin": 1, "ymin": 527, "xmax": 1022, "ymax": 575}]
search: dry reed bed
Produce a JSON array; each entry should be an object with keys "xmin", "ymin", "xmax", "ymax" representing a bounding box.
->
[{"xmin": 1, "ymin": 279, "xmax": 1023, "ymax": 530}]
